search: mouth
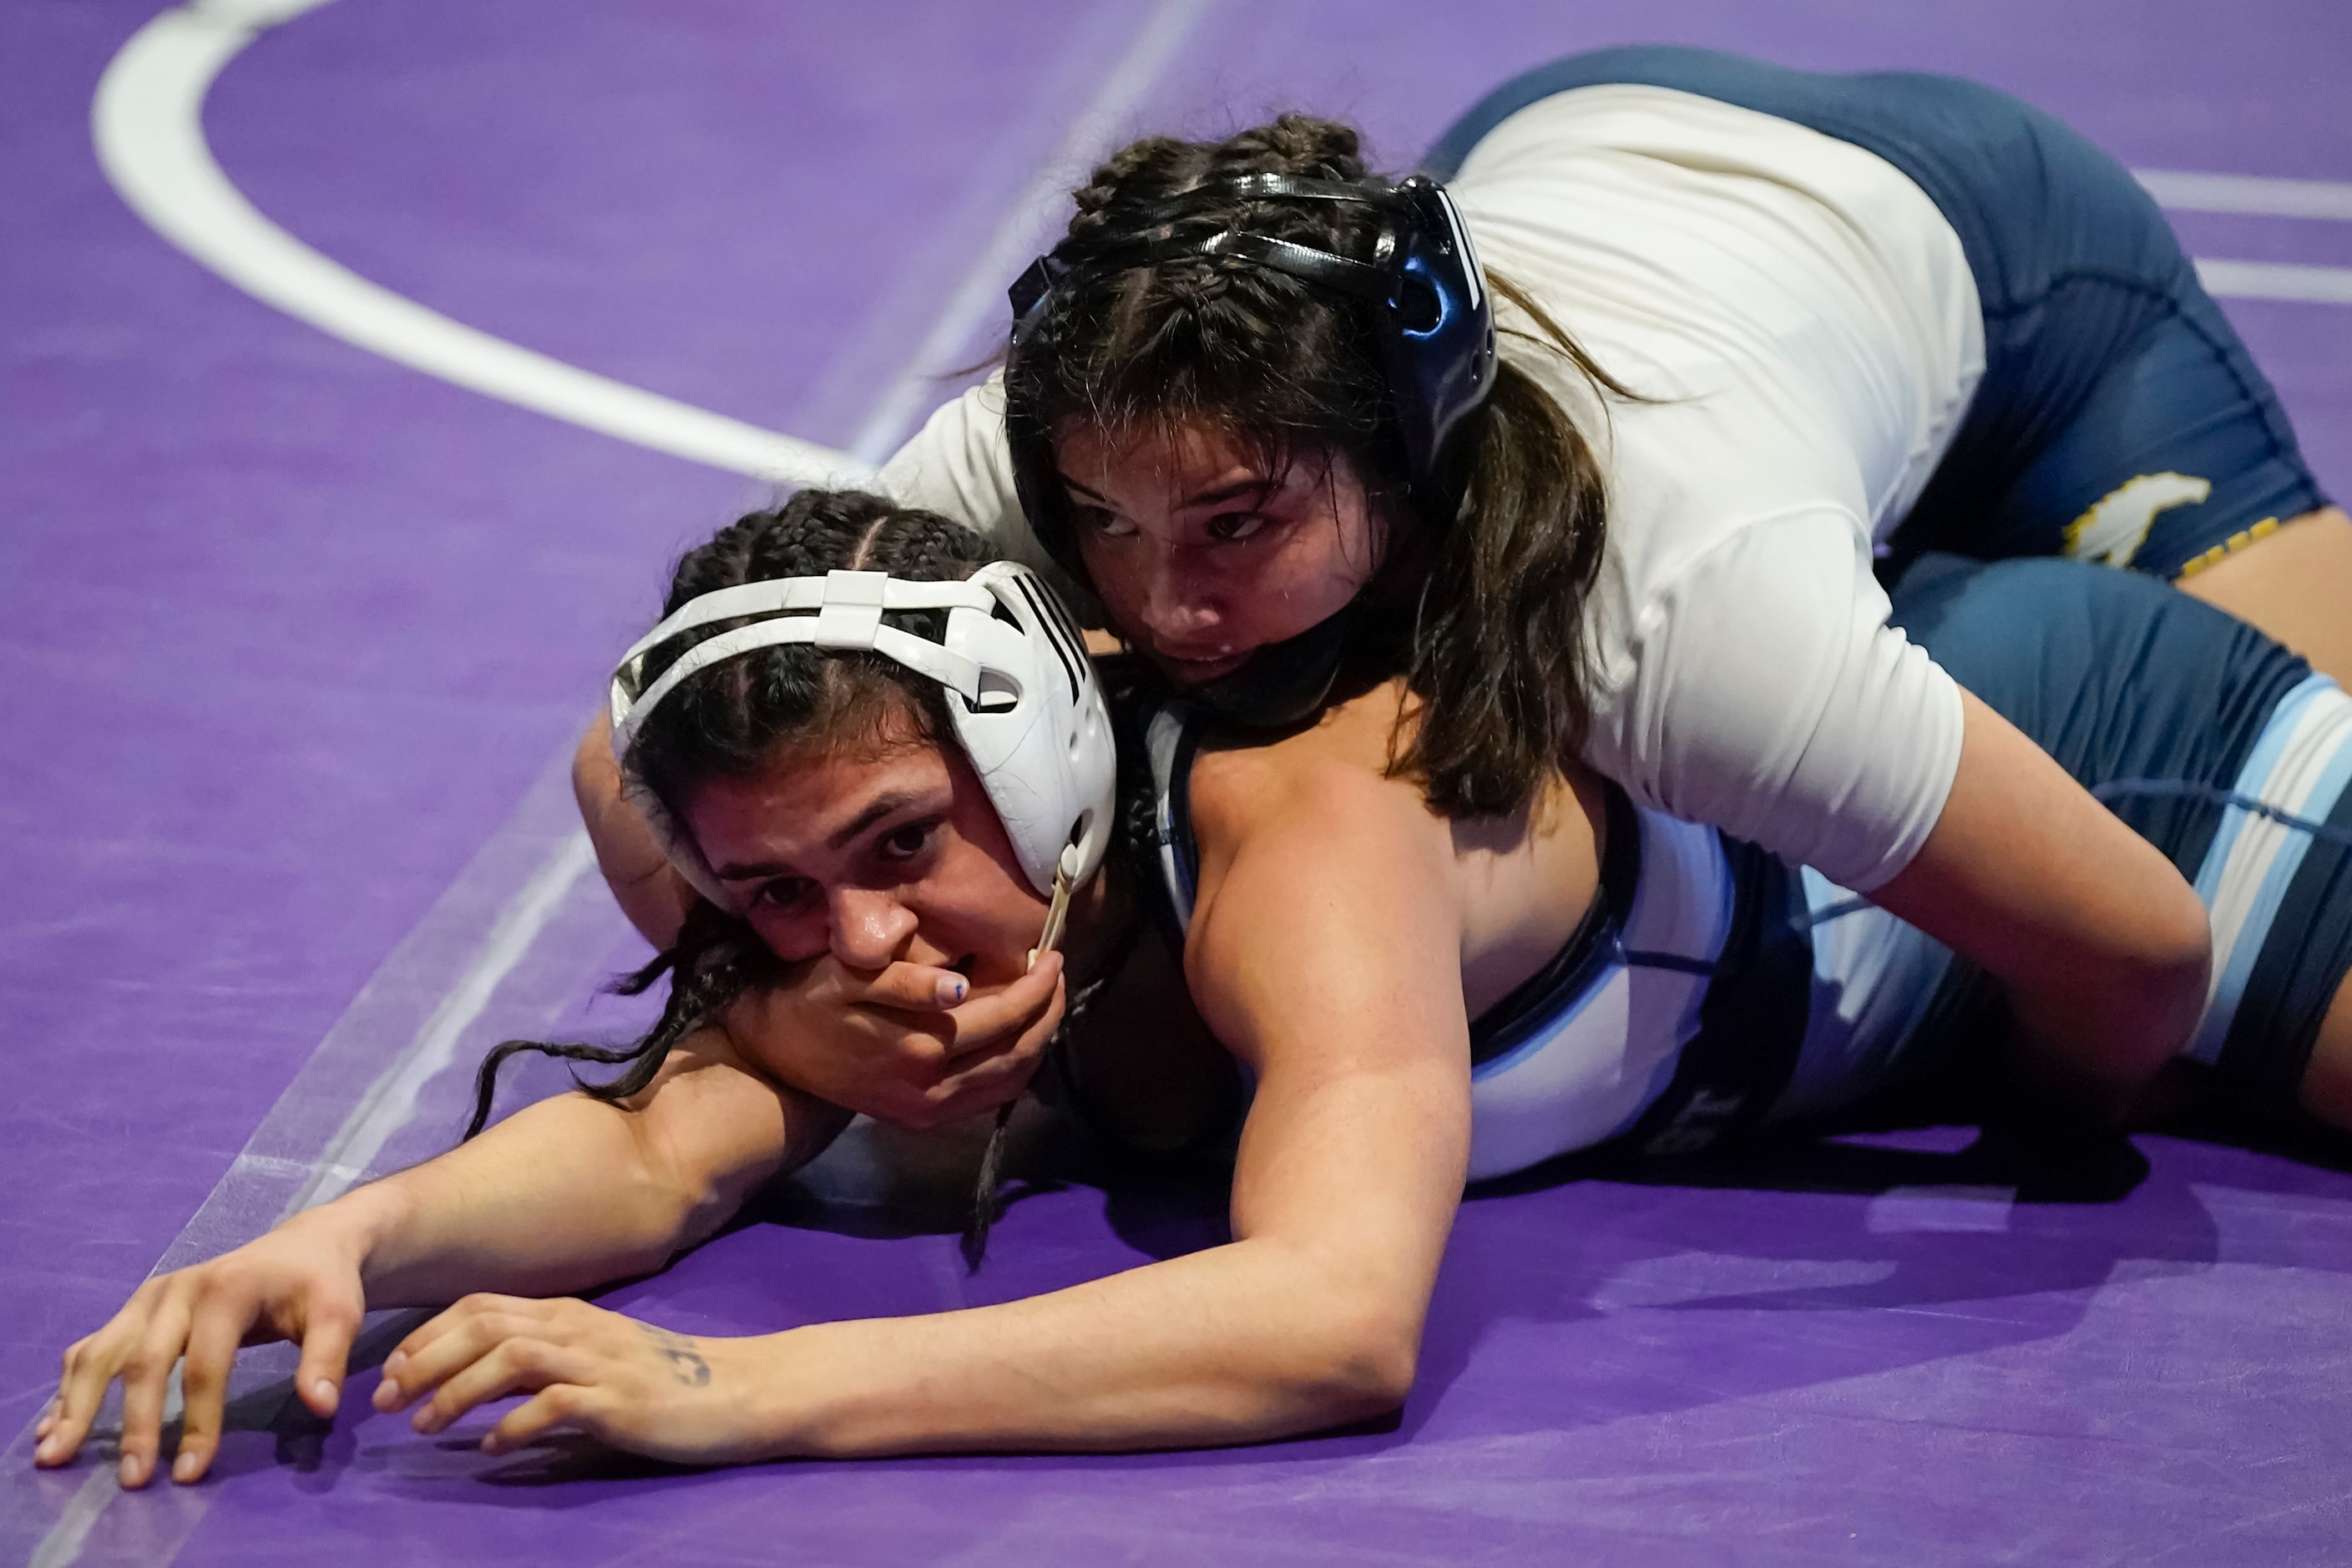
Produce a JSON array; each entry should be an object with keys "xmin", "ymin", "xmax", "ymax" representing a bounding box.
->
[{"xmin": 1154, "ymin": 649, "xmax": 1251, "ymax": 685}]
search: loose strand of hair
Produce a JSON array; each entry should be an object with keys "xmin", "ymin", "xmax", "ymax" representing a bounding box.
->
[{"xmin": 463, "ymin": 899, "xmax": 767, "ymax": 1141}]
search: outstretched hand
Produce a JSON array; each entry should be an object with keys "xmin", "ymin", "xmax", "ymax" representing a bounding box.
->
[
  {"xmin": 374, "ymin": 1295, "xmax": 777, "ymax": 1465},
  {"xmin": 33, "ymin": 1216, "xmax": 368, "ymax": 1487},
  {"xmin": 726, "ymin": 950, "xmax": 1065, "ymax": 1130}
]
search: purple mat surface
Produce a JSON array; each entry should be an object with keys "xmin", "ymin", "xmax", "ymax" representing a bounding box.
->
[{"xmin": 4, "ymin": 1, "xmax": 2350, "ymax": 1563}]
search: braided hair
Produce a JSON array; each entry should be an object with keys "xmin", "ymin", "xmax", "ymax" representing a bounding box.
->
[
  {"xmin": 464, "ymin": 490, "xmax": 999, "ymax": 1139},
  {"xmin": 1005, "ymin": 114, "xmax": 1636, "ymax": 818}
]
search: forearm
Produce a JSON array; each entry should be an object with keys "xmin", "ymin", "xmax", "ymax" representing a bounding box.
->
[
  {"xmin": 574, "ymin": 711, "xmax": 694, "ymax": 948},
  {"xmin": 323, "ymin": 1095, "xmax": 706, "ymax": 1307},
  {"xmin": 752, "ymin": 1237, "xmax": 1417, "ymax": 1458}
]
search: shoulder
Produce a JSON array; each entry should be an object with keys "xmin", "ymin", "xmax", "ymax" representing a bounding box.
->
[
  {"xmin": 1587, "ymin": 511, "xmax": 1964, "ymax": 885},
  {"xmin": 1181, "ymin": 690, "xmax": 1463, "ymax": 966},
  {"xmin": 874, "ymin": 374, "xmax": 1068, "ymax": 580},
  {"xmin": 1186, "ymin": 687, "xmax": 1446, "ymax": 865}
]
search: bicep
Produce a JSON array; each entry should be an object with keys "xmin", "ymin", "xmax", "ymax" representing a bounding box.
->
[
  {"xmin": 1185, "ymin": 780, "xmax": 1472, "ymax": 1300},
  {"xmin": 1869, "ymin": 689, "xmax": 2210, "ymax": 999}
]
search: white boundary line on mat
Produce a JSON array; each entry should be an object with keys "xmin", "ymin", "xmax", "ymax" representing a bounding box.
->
[{"xmin": 91, "ymin": 0, "xmax": 875, "ymax": 490}]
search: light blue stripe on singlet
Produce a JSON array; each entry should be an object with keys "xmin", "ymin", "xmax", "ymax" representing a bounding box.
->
[
  {"xmin": 2191, "ymin": 675, "xmax": 2329, "ymax": 908},
  {"xmin": 2190, "ymin": 674, "xmax": 2352, "ymax": 1064}
]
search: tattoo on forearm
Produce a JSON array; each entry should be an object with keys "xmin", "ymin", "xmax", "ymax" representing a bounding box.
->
[{"xmin": 637, "ymin": 1322, "xmax": 711, "ymax": 1388}]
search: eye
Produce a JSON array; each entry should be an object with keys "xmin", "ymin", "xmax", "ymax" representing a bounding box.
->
[
  {"xmin": 1074, "ymin": 504, "xmax": 1133, "ymax": 539},
  {"xmin": 1205, "ymin": 510, "xmax": 1267, "ymax": 544},
  {"xmin": 755, "ymin": 878, "xmax": 817, "ymax": 912},
  {"xmin": 878, "ymin": 820, "xmax": 937, "ymax": 861}
]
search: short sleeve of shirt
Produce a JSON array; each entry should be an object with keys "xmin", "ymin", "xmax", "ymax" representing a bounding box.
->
[
  {"xmin": 1585, "ymin": 509, "xmax": 1965, "ymax": 890},
  {"xmin": 873, "ymin": 373, "xmax": 1100, "ymax": 615}
]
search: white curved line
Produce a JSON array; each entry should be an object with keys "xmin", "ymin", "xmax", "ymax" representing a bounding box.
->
[{"xmin": 91, "ymin": 0, "xmax": 874, "ymax": 490}]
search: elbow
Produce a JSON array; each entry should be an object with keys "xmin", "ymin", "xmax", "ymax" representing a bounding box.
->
[
  {"xmin": 1302, "ymin": 1302, "xmax": 1422, "ymax": 1421},
  {"xmin": 2118, "ymin": 886, "xmax": 2213, "ymax": 1046}
]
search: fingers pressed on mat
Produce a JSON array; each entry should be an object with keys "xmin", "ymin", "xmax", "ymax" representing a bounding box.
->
[
  {"xmin": 294, "ymin": 1297, "xmax": 362, "ymax": 1419},
  {"xmin": 115, "ymin": 1292, "xmax": 196, "ymax": 1488},
  {"xmin": 413, "ymin": 1339, "xmax": 591, "ymax": 1434},
  {"xmin": 379, "ymin": 1302, "xmax": 552, "ymax": 1411},
  {"xmin": 172, "ymin": 1308, "xmax": 248, "ymax": 1484},
  {"xmin": 483, "ymin": 1384, "xmax": 605, "ymax": 1454}
]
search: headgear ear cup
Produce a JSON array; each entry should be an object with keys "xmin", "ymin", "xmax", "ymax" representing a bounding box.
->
[
  {"xmin": 608, "ymin": 564, "xmax": 1118, "ymax": 911},
  {"xmin": 943, "ymin": 562, "xmax": 1118, "ymax": 896},
  {"xmin": 1007, "ymin": 171, "xmax": 1497, "ymax": 502}
]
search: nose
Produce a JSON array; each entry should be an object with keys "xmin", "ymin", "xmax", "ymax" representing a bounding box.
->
[
  {"xmin": 829, "ymin": 887, "xmax": 918, "ymax": 969},
  {"xmin": 1132, "ymin": 542, "xmax": 1222, "ymax": 648}
]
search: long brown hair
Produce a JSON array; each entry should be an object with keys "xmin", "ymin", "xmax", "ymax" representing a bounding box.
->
[{"xmin": 1004, "ymin": 114, "xmax": 1636, "ymax": 817}]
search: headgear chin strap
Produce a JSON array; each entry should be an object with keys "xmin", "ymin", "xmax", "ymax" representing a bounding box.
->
[
  {"xmin": 1009, "ymin": 171, "xmax": 1498, "ymax": 489},
  {"xmin": 609, "ymin": 564, "xmax": 1118, "ymax": 913}
]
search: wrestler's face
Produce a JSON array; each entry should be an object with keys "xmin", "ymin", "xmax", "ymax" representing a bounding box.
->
[
  {"xmin": 1059, "ymin": 422, "xmax": 1381, "ymax": 687},
  {"xmin": 682, "ymin": 725, "xmax": 1046, "ymax": 987}
]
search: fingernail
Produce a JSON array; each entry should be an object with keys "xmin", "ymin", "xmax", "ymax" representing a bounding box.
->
[
  {"xmin": 172, "ymin": 1452, "xmax": 201, "ymax": 1484},
  {"xmin": 373, "ymin": 1380, "xmax": 398, "ymax": 1412},
  {"xmin": 384, "ymin": 1350, "xmax": 406, "ymax": 1375},
  {"xmin": 939, "ymin": 974, "xmax": 969, "ymax": 1006},
  {"xmin": 312, "ymin": 1378, "xmax": 338, "ymax": 1407},
  {"xmin": 119, "ymin": 1454, "xmax": 144, "ymax": 1488},
  {"xmin": 33, "ymin": 1436, "xmax": 55, "ymax": 1464}
]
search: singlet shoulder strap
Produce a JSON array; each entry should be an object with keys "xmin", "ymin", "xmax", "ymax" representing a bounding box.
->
[{"xmin": 1109, "ymin": 683, "xmax": 1211, "ymax": 948}]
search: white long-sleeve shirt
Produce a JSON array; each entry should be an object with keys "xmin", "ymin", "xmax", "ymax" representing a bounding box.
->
[{"xmin": 878, "ymin": 84, "xmax": 1985, "ymax": 891}]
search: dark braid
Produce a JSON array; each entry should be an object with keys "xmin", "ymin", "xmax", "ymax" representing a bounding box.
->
[
  {"xmin": 465, "ymin": 489, "xmax": 998, "ymax": 1139},
  {"xmin": 1007, "ymin": 114, "xmax": 1636, "ymax": 817},
  {"xmin": 463, "ymin": 900, "xmax": 770, "ymax": 1139}
]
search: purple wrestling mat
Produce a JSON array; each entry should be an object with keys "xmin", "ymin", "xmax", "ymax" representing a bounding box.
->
[{"xmin": 4, "ymin": 2, "xmax": 2350, "ymax": 1563}]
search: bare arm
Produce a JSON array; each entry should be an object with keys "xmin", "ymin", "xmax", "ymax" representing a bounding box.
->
[
  {"xmin": 574, "ymin": 711, "xmax": 696, "ymax": 949},
  {"xmin": 38, "ymin": 1029, "xmax": 843, "ymax": 1487},
  {"xmin": 358, "ymin": 1034, "xmax": 842, "ymax": 1303},
  {"xmin": 386, "ymin": 757, "xmax": 1476, "ymax": 1461},
  {"xmin": 1871, "ymin": 690, "xmax": 2212, "ymax": 1117}
]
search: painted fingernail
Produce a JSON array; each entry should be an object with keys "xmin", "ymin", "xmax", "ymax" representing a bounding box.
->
[{"xmin": 172, "ymin": 1452, "xmax": 201, "ymax": 1484}]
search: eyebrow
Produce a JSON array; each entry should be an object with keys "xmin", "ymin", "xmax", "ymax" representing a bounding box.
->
[
  {"xmin": 1058, "ymin": 473, "xmax": 1277, "ymax": 512},
  {"xmin": 711, "ymin": 791, "xmax": 933, "ymax": 881}
]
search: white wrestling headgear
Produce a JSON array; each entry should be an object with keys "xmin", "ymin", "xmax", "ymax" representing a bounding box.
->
[{"xmin": 608, "ymin": 562, "xmax": 1117, "ymax": 912}]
